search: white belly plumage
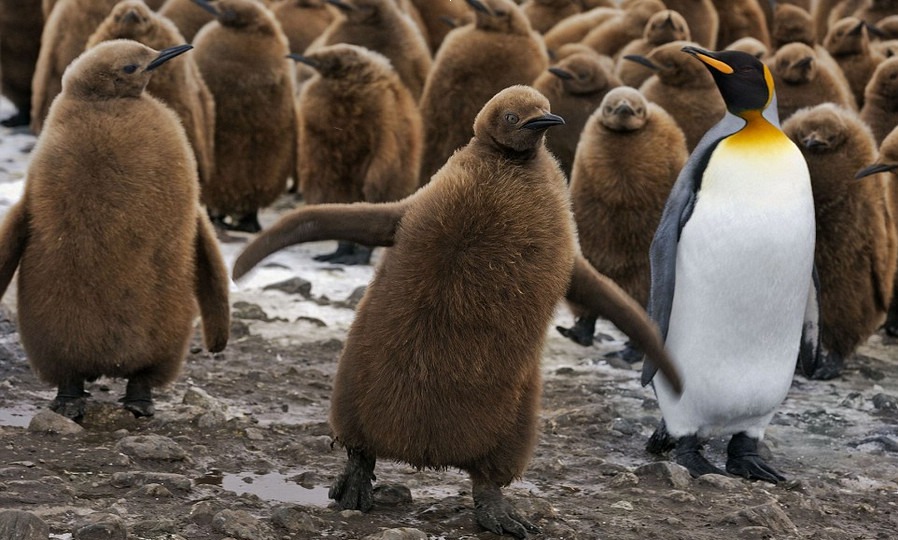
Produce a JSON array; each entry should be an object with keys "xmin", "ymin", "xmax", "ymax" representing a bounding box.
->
[{"xmin": 655, "ymin": 138, "xmax": 815, "ymax": 440}]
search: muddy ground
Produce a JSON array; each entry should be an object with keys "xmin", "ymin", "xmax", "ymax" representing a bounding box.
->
[{"xmin": 0, "ymin": 127, "xmax": 897, "ymax": 540}]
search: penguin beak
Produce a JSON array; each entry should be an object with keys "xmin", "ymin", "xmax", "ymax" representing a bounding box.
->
[
  {"xmin": 191, "ymin": 0, "xmax": 219, "ymax": 16},
  {"xmin": 801, "ymin": 135, "xmax": 827, "ymax": 151},
  {"xmin": 614, "ymin": 102, "xmax": 635, "ymax": 116},
  {"xmin": 548, "ymin": 67, "xmax": 574, "ymax": 80},
  {"xmin": 146, "ymin": 44, "xmax": 193, "ymax": 71},
  {"xmin": 855, "ymin": 163, "xmax": 898, "ymax": 179},
  {"xmin": 465, "ymin": 0, "xmax": 492, "ymax": 16},
  {"xmin": 865, "ymin": 21, "xmax": 887, "ymax": 39},
  {"xmin": 849, "ymin": 20, "xmax": 865, "ymax": 36},
  {"xmin": 122, "ymin": 9, "xmax": 142, "ymax": 24},
  {"xmin": 623, "ymin": 54, "xmax": 659, "ymax": 71},
  {"xmin": 287, "ymin": 53, "xmax": 319, "ymax": 69},
  {"xmin": 795, "ymin": 56, "xmax": 814, "ymax": 70},
  {"xmin": 325, "ymin": 0, "xmax": 357, "ymax": 11},
  {"xmin": 521, "ymin": 112, "xmax": 565, "ymax": 131},
  {"xmin": 662, "ymin": 12, "xmax": 676, "ymax": 29},
  {"xmin": 681, "ymin": 46, "xmax": 734, "ymax": 74}
]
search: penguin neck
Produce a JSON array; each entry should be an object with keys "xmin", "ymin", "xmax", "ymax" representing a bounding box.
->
[{"xmin": 728, "ymin": 109, "xmax": 787, "ymax": 148}]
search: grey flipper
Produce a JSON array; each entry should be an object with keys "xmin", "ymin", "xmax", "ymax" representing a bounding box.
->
[
  {"xmin": 641, "ymin": 112, "xmax": 747, "ymax": 386},
  {"xmin": 797, "ymin": 266, "xmax": 822, "ymax": 377},
  {"xmin": 232, "ymin": 200, "xmax": 409, "ymax": 280},
  {"xmin": 0, "ymin": 201, "xmax": 28, "ymax": 298}
]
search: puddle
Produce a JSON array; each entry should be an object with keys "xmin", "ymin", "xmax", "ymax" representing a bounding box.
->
[
  {"xmin": 219, "ymin": 471, "xmax": 331, "ymax": 507},
  {"xmin": 0, "ymin": 404, "xmax": 37, "ymax": 427}
]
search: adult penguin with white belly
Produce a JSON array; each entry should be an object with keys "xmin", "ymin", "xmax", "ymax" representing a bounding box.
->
[{"xmin": 643, "ymin": 46, "xmax": 820, "ymax": 483}]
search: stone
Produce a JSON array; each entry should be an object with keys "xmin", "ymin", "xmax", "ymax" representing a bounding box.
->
[
  {"xmin": 738, "ymin": 526, "xmax": 774, "ymax": 539},
  {"xmin": 634, "ymin": 461, "xmax": 693, "ymax": 489},
  {"xmin": 27, "ymin": 409, "xmax": 84, "ymax": 435},
  {"xmin": 339, "ymin": 510, "xmax": 364, "ymax": 519},
  {"xmin": 114, "ymin": 435, "xmax": 187, "ymax": 461},
  {"xmin": 372, "ymin": 484, "xmax": 413, "ymax": 506},
  {"xmin": 609, "ymin": 500, "xmax": 634, "ymax": 511},
  {"xmin": 666, "ymin": 491, "xmax": 696, "ymax": 503},
  {"xmin": 190, "ymin": 501, "xmax": 216, "ymax": 526},
  {"xmin": 183, "ymin": 386, "xmax": 226, "ymax": 412},
  {"xmin": 263, "ymin": 277, "xmax": 312, "ymax": 297},
  {"xmin": 608, "ymin": 472, "xmax": 640, "ymax": 488},
  {"xmin": 872, "ymin": 393, "xmax": 897, "ymax": 411},
  {"xmin": 212, "ymin": 509, "xmax": 273, "ymax": 540},
  {"xmin": 695, "ymin": 474, "xmax": 744, "ymax": 490},
  {"xmin": 363, "ymin": 528, "xmax": 428, "ymax": 540},
  {"xmin": 245, "ymin": 428, "xmax": 265, "ymax": 441},
  {"xmin": 110, "ymin": 471, "xmax": 192, "ymax": 493},
  {"xmin": 135, "ymin": 483, "xmax": 173, "ymax": 498},
  {"xmin": 0, "ymin": 510, "xmax": 49, "ymax": 540},
  {"xmin": 197, "ymin": 410, "xmax": 228, "ymax": 429},
  {"xmin": 270, "ymin": 505, "xmax": 319, "ymax": 533},
  {"xmin": 342, "ymin": 286, "xmax": 367, "ymax": 309},
  {"xmin": 74, "ymin": 514, "xmax": 127, "ymax": 540},
  {"xmin": 719, "ymin": 502, "xmax": 798, "ymax": 534}
]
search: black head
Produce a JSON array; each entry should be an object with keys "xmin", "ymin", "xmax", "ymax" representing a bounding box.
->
[{"xmin": 682, "ymin": 46, "xmax": 773, "ymax": 116}]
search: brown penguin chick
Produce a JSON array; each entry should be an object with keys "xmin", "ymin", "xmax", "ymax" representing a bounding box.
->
[
  {"xmin": 417, "ymin": 0, "xmax": 549, "ymax": 181},
  {"xmin": 533, "ymin": 51, "xmax": 621, "ymax": 177},
  {"xmin": 0, "ymin": 0, "xmax": 43, "ymax": 127},
  {"xmin": 782, "ymin": 103, "xmax": 897, "ymax": 379},
  {"xmin": 192, "ymin": 0, "xmax": 296, "ymax": 232},
  {"xmin": 86, "ymin": 0, "xmax": 216, "ymax": 187},
  {"xmin": 860, "ymin": 57, "xmax": 898, "ymax": 144},
  {"xmin": 581, "ymin": 0, "xmax": 665, "ymax": 58},
  {"xmin": 558, "ymin": 87, "xmax": 687, "ymax": 349},
  {"xmin": 615, "ymin": 10, "xmax": 691, "ymax": 89},
  {"xmin": 661, "ymin": 0, "xmax": 719, "ymax": 49},
  {"xmin": 30, "ymin": 0, "xmax": 122, "ymax": 135},
  {"xmin": 711, "ymin": 0, "xmax": 770, "ymax": 49},
  {"xmin": 0, "ymin": 40, "xmax": 230, "ymax": 421},
  {"xmin": 760, "ymin": 0, "xmax": 813, "ymax": 31},
  {"xmin": 158, "ymin": 0, "xmax": 216, "ymax": 42},
  {"xmin": 407, "ymin": 0, "xmax": 471, "ymax": 53},
  {"xmin": 542, "ymin": 5, "xmax": 619, "ymax": 52},
  {"xmin": 853, "ymin": 0, "xmax": 898, "ymax": 26},
  {"xmin": 625, "ymin": 40, "xmax": 726, "ymax": 150},
  {"xmin": 270, "ymin": 0, "xmax": 334, "ymax": 54},
  {"xmin": 767, "ymin": 42, "xmax": 857, "ymax": 122},
  {"xmin": 873, "ymin": 38, "xmax": 898, "ymax": 58},
  {"xmin": 813, "ymin": 0, "xmax": 862, "ymax": 42},
  {"xmin": 725, "ymin": 36, "xmax": 769, "ymax": 58},
  {"xmin": 231, "ymin": 85, "xmax": 683, "ymax": 537},
  {"xmin": 824, "ymin": 16, "xmax": 886, "ymax": 108},
  {"xmin": 292, "ymin": 44, "xmax": 421, "ymax": 264},
  {"xmin": 875, "ymin": 14, "xmax": 898, "ymax": 40},
  {"xmin": 311, "ymin": 0, "xmax": 432, "ymax": 101},
  {"xmin": 521, "ymin": 0, "xmax": 581, "ymax": 34}
]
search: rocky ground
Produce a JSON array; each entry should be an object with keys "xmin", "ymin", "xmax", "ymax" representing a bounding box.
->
[{"xmin": 0, "ymin": 122, "xmax": 897, "ymax": 540}]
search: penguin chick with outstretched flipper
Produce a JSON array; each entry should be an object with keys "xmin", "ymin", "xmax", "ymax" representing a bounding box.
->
[
  {"xmin": 233, "ymin": 85, "xmax": 683, "ymax": 538},
  {"xmin": 644, "ymin": 47, "xmax": 818, "ymax": 483}
]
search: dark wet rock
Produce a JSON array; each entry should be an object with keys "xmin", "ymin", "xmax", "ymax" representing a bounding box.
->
[
  {"xmin": 719, "ymin": 502, "xmax": 798, "ymax": 534},
  {"xmin": 634, "ymin": 462, "xmax": 692, "ymax": 489},
  {"xmin": 189, "ymin": 501, "xmax": 217, "ymax": 526},
  {"xmin": 372, "ymin": 484, "xmax": 413, "ymax": 506},
  {"xmin": 74, "ymin": 514, "xmax": 127, "ymax": 540},
  {"xmin": 859, "ymin": 365, "xmax": 885, "ymax": 381},
  {"xmin": 263, "ymin": 277, "xmax": 312, "ymax": 297},
  {"xmin": 596, "ymin": 462, "xmax": 629, "ymax": 477},
  {"xmin": 872, "ymin": 393, "xmax": 897, "ymax": 411},
  {"xmin": 212, "ymin": 509, "xmax": 274, "ymax": 540},
  {"xmin": 27, "ymin": 409, "xmax": 84, "ymax": 435},
  {"xmin": 110, "ymin": 471, "xmax": 192, "ymax": 493},
  {"xmin": 81, "ymin": 402, "xmax": 140, "ymax": 431},
  {"xmin": 363, "ymin": 528, "xmax": 428, "ymax": 540},
  {"xmin": 695, "ymin": 474, "xmax": 744, "ymax": 490},
  {"xmin": 287, "ymin": 471, "xmax": 318, "ymax": 489},
  {"xmin": 131, "ymin": 519, "xmax": 177, "ymax": 536},
  {"xmin": 270, "ymin": 505, "xmax": 320, "ymax": 533},
  {"xmin": 233, "ymin": 301, "xmax": 286, "ymax": 322},
  {"xmin": 114, "ymin": 435, "xmax": 187, "ymax": 461},
  {"xmin": 0, "ymin": 510, "xmax": 49, "ymax": 540},
  {"xmin": 134, "ymin": 483, "xmax": 173, "ymax": 498},
  {"xmin": 230, "ymin": 319, "xmax": 251, "ymax": 339},
  {"xmin": 342, "ymin": 286, "xmax": 367, "ymax": 309},
  {"xmin": 610, "ymin": 417, "xmax": 641, "ymax": 436},
  {"xmin": 295, "ymin": 316, "xmax": 327, "ymax": 327},
  {"xmin": 839, "ymin": 392, "xmax": 866, "ymax": 409}
]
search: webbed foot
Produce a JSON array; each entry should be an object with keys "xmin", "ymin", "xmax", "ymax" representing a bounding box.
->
[
  {"xmin": 314, "ymin": 242, "xmax": 372, "ymax": 265},
  {"xmin": 122, "ymin": 378, "xmax": 155, "ymax": 418},
  {"xmin": 555, "ymin": 315, "xmax": 597, "ymax": 346},
  {"xmin": 49, "ymin": 380, "xmax": 88, "ymax": 421},
  {"xmin": 1, "ymin": 109, "xmax": 30, "ymax": 128},
  {"xmin": 329, "ymin": 447, "xmax": 376, "ymax": 511},
  {"xmin": 807, "ymin": 350, "xmax": 844, "ymax": 380},
  {"xmin": 726, "ymin": 432, "xmax": 785, "ymax": 484},
  {"xmin": 646, "ymin": 419, "xmax": 676, "ymax": 455},
  {"xmin": 228, "ymin": 212, "xmax": 262, "ymax": 234},
  {"xmin": 674, "ymin": 435, "xmax": 726, "ymax": 477},
  {"xmin": 604, "ymin": 342, "xmax": 643, "ymax": 364},
  {"xmin": 472, "ymin": 482, "xmax": 540, "ymax": 539}
]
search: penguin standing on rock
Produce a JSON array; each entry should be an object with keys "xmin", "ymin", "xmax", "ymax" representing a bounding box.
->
[
  {"xmin": 233, "ymin": 85, "xmax": 683, "ymax": 538},
  {"xmin": 0, "ymin": 40, "xmax": 230, "ymax": 421},
  {"xmin": 645, "ymin": 47, "xmax": 818, "ymax": 483}
]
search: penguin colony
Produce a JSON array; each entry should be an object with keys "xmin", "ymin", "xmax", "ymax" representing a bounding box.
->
[{"xmin": 2, "ymin": 0, "xmax": 898, "ymax": 536}]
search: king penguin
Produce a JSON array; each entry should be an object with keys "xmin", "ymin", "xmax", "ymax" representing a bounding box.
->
[{"xmin": 644, "ymin": 47, "xmax": 818, "ymax": 483}]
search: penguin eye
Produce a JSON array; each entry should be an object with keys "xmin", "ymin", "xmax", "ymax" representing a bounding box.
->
[
  {"xmin": 123, "ymin": 64, "xmax": 138, "ymax": 74},
  {"xmin": 636, "ymin": 107, "xmax": 645, "ymax": 115},
  {"xmin": 505, "ymin": 113, "xmax": 519, "ymax": 125}
]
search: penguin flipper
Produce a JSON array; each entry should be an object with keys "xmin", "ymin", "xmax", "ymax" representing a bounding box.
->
[
  {"xmin": 797, "ymin": 266, "xmax": 822, "ymax": 377},
  {"xmin": 0, "ymin": 201, "xmax": 28, "ymax": 299},
  {"xmin": 194, "ymin": 213, "xmax": 230, "ymax": 353},
  {"xmin": 232, "ymin": 200, "xmax": 409, "ymax": 280},
  {"xmin": 567, "ymin": 255, "xmax": 683, "ymax": 395}
]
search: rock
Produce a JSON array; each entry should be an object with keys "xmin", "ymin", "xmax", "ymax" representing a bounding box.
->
[
  {"xmin": 190, "ymin": 501, "xmax": 216, "ymax": 526},
  {"xmin": 872, "ymin": 393, "xmax": 897, "ymax": 411},
  {"xmin": 738, "ymin": 526, "xmax": 774, "ymax": 539},
  {"xmin": 609, "ymin": 500, "xmax": 634, "ymax": 511},
  {"xmin": 245, "ymin": 428, "xmax": 265, "ymax": 441},
  {"xmin": 363, "ymin": 528, "xmax": 428, "ymax": 540},
  {"xmin": 183, "ymin": 386, "xmax": 226, "ymax": 412},
  {"xmin": 270, "ymin": 505, "xmax": 319, "ymax": 533},
  {"xmin": 27, "ymin": 410, "xmax": 84, "ymax": 435},
  {"xmin": 666, "ymin": 491, "xmax": 696, "ymax": 503},
  {"xmin": 719, "ymin": 502, "xmax": 797, "ymax": 534},
  {"xmin": 0, "ymin": 510, "xmax": 49, "ymax": 540},
  {"xmin": 114, "ymin": 435, "xmax": 187, "ymax": 461},
  {"xmin": 110, "ymin": 471, "xmax": 192, "ymax": 493},
  {"xmin": 610, "ymin": 417, "xmax": 640, "ymax": 436},
  {"xmin": 339, "ymin": 510, "xmax": 364, "ymax": 519},
  {"xmin": 608, "ymin": 472, "xmax": 640, "ymax": 488},
  {"xmin": 372, "ymin": 484, "xmax": 412, "ymax": 506},
  {"xmin": 135, "ymin": 483, "xmax": 173, "ymax": 498},
  {"xmin": 634, "ymin": 461, "xmax": 693, "ymax": 489},
  {"xmin": 342, "ymin": 286, "xmax": 367, "ymax": 309},
  {"xmin": 233, "ymin": 301, "xmax": 284, "ymax": 322},
  {"xmin": 212, "ymin": 509, "xmax": 273, "ymax": 540},
  {"xmin": 695, "ymin": 474, "xmax": 744, "ymax": 490},
  {"xmin": 263, "ymin": 277, "xmax": 312, "ymax": 297},
  {"xmin": 131, "ymin": 519, "xmax": 178, "ymax": 536},
  {"xmin": 74, "ymin": 514, "xmax": 127, "ymax": 540},
  {"xmin": 197, "ymin": 410, "xmax": 228, "ymax": 429}
]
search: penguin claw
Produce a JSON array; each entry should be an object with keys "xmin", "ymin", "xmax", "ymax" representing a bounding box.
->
[
  {"xmin": 673, "ymin": 435, "xmax": 726, "ymax": 477},
  {"xmin": 49, "ymin": 396, "xmax": 87, "ymax": 422},
  {"xmin": 0, "ymin": 110, "xmax": 31, "ymax": 128},
  {"xmin": 646, "ymin": 419, "xmax": 676, "ymax": 455},
  {"xmin": 473, "ymin": 489, "xmax": 538, "ymax": 539},
  {"xmin": 555, "ymin": 321, "xmax": 594, "ymax": 346},
  {"xmin": 726, "ymin": 455, "xmax": 786, "ymax": 484},
  {"xmin": 314, "ymin": 242, "xmax": 372, "ymax": 265},
  {"xmin": 329, "ymin": 447, "xmax": 376, "ymax": 512},
  {"xmin": 807, "ymin": 350, "xmax": 844, "ymax": 380}
]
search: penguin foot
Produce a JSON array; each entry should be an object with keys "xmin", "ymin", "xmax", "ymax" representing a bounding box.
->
[
  {"xmin": 555, "ymin": 315, "xmax": 597, "ymax": 346},
  {"xmin": 49, "ymin": 380, "xmax": 89, "ymax": 421},
  {"xmin": 227, "ymin": 212, "xmax": 262, "ymax": 234},
  {"xmin": 646, "ymin": 419, "xmax": 676, "ymax": 455},
  {"xmin": 673, "ymin": 435, "xmax": 726, "ymax": 477},
  {"xmin": 121, "ymin": 378, "xmax": 155, "ymax": 418},
  {"xmin": 604, "ymin": 342, "xmax": 644, "ymax": 364},
  {"xmin": 329, "ymin": 447, "xmax": 376, "ymax": 512},
  {"xmin": 314, "ymin": 242, "xmax": 372, "ymax": 265},
  {"xmin": 807, "ymin": 350, "xmax": 844, "ymax": 380},
  {"xmin": 0, "ymin": 110, "xmax": 30, "ymax": 128},
  {"xmin": 726, "ymin": 432, "xmax": 786, "ymax": 484},
  {"xmin": 472, "ymin": 482, "xmax": 539, "ymax": 539}
]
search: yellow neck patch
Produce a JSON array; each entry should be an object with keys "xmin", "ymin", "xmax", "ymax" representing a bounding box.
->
[
  {"xmin": 726, "ymin": 110, "xmax": 788, "ymax": 149},
  {"xmin": 763, "ymin": 64, "xmax": 775, "ymax": 109}
]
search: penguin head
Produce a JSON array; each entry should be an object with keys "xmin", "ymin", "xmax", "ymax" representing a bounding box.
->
[
  {"xmin": 867, "ymin": 57, "xmax": 898, "ymax": 101},
  {"xmin": 466, "ymin": 0, "xmax": 533, "ymax": 36},
  {"xmin": 62, "ymin": 40, "xmax": 193, "ymax": 100},
  {"xmin": 623, "ymin": 0, "xmax": 666, "ymax": 26},
  {"xmin": 598, "ymin": 87, "xmax": 649, "ymax": 132},
  {"xmin": 547, "ymin": 52, "xmax": 617, "ymax": 96},
  {"xmin": 103, "ymin": 0, "xmax": 154, "ymax": 39},
  {"xmin": 771, "ymin": 3, "xmax": 815, "ymax": 48},
  {"xmin": 773, "ymin": 43, "xmax": 817, "ymax": 84},
  {"xmin": 193, "ymin": 0, "xmax": 278, "ymax": 33},
  {"xmin": 324, "ymin": 0, "xmax": 392, "ymax": 24},
  {"xmin": 288, "ymin": 43, "xmax": 392, "ymax": 83},
  {"xmin": 625, "ymin": 41, "xmax": 713, "ymax": 88},
  {"xmin": 856, "ymin": 124, "xmax": 898, "ymax": 179},
  {"xmin": 682, "ymin": 46, "xmax": 774, "ymax": 116},
  {"xmin": 725, "ymin": 37, "xmax": 768, "ymax": 61},
  {"xmin": 823, "ymin": 17, "xmax": 870, "ymax": 55},
  {"xmin": 644, "ymin": 10, "xmax": 690, "ymax": 46},
  {"xmin": 782, "ymin": 103, "xmax": 852, "ymax": 155},
  {"xmin": 473, "ymin": 85, "xmax": 565, "ymax": 155}
]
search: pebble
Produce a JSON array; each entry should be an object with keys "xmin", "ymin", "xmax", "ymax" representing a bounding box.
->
[
  {"xmin": 212, "ymin": 509, "xmax": 273, "ymax": 540},
  {"xmin": 634, "ymin": 461, "xmax": 693, "ymax": 489},
  {"xmin": 135, "ymin": 483, "xmax": 174, "ymax": 498},
  {"xmin": 189, "ymin": 501, "xmax": 216, "ymax": 526},
  {"xmin": 74, "ymin": 514, "xmax": 127, "ymax": 540},
  {"xmin": 110, "ymin": 471, "xmax": 192, "ymax": 493},
  {"xmin": 372, "ymin": 484, "xmax": 413, "ymax": 506},
  {"xmin": 719, "ymin": 502, "xmax": 797, "ymax": 534},
  {"xmin": 263, "ymin": 277, "xmax": 312, "ymax": 297},
  {"xmin": 197, "ymin": 410, "xmax": 228, "ymax": 429},
  {"xmin": 0, "ymin": 510, "xmax": 49, "ymax": 540},
  {"xmin": 695, "ymin": 474, "xmax": 744, "ymax": 490},
  {"xmin": 27, "ymin": 410, "xmax": 84, "ymax": 435},
  {"xmin": 182, "ymin": 386, "xmax": 226, "ymax": 412},
  {"xmin": 609, "ymin": 500, "xmax": 634, "ymax": 511},
  {"xmin": 114, "ymin": 435, "xmax": 187, "ymax": 461},
  {"xmin": 872, "ymin": 393, "xmax": 897, "ymax": 411},
  {"xmin": 608, "ymin": 472, "xmax": 640, "ymax": 488},
  {"xmin": 270, "ymin": 505, "xmax": 319, "ymax": 533},
  {"xmin": 363, "ymin": 528, "xmax": 428, "ymax": 540},
  {"xmin": 339, "ymin": 510, "xmax": 364, "ymax": 519},
  {"xmin": 666, "ymin": 490, "xmax": 696, "ymax": 503},
  {"xmin": 245, "ymin": 427, "xmax": 265, "ymax": 441}
]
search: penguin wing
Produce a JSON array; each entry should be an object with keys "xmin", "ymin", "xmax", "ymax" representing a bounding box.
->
[
  {"xmin": 194, "ymin": 213, "xmax": 230, "ymax": 353},
  {"xmin": 797, "ymin": 266, "xmax": 822, "ymax": 377},
  {"xmin": 641, "ymin": 113, "xmax": 746, "ymax": 386},
  {"xmin": 232, "ymin": 200, "xmax": 409, "ymax": 280},
  {"xmin": 568, "ymin": 255, "xmax": 683, "ymax": 395},
  {"xmin": 0, "ymin": 201, "xmax": 28, "ymax": 299}
]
